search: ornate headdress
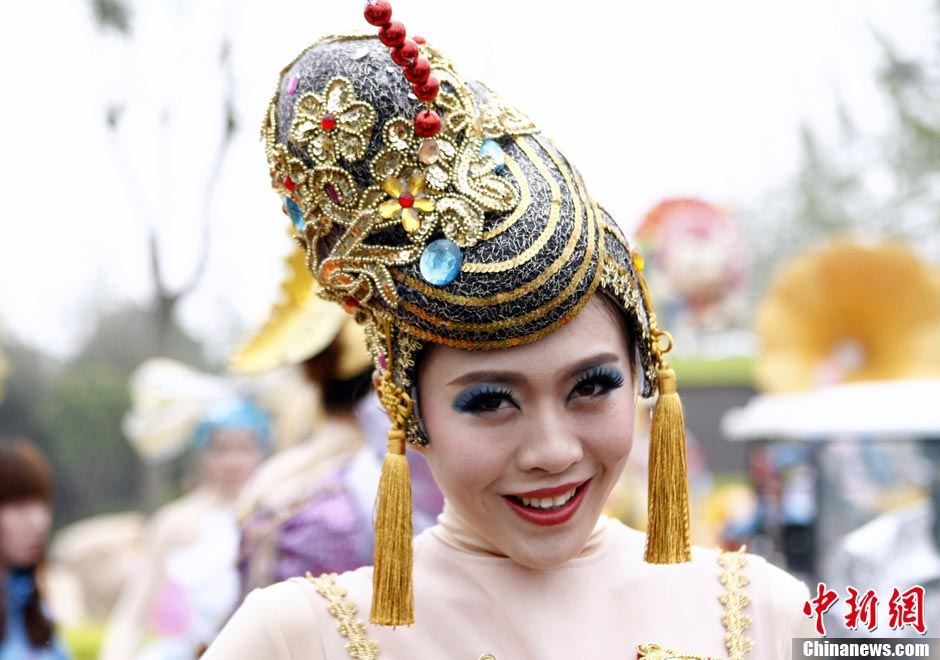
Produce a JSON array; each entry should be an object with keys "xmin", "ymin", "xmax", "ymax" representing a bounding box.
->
[{"xmin": 263, "ymin": 1, "xmax": 690, "ymax": 625}]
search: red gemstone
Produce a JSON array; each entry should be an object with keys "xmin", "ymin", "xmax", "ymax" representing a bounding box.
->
[
  {"xmin": 324, "ymin": 183, "xmax": 341, "ymax": 204},
  {"xmin": 321, "ymin": 114, "xmax": 336, "ymax": 130},
  {"xmin": 403, "ymin": 56, "xmax": 431, "ymax": 84},
  {"xmin": 414, "ymin": 109, "xmax": 442, "ymax": 138},
  {"xmin": 413, "ymin": 75, "xmax": 439, "ymax": 102},
  {"xmin": 413, "ymin": 35, "xmax": 426, "ymax": 45},
  {"xmin": 363, "ymin": 0, "xmax": 392, "ymax": 26},
  {"xmin": 344, "ymin": 298, "xmax": 360, "ymax": 308},
  {"xmin": 284, "ymin": 176, "xmax": 296, "ymax": 191},
  {"xmin": 390, "ymin": 39, "xmax": 419, "ymax": 67},
  {"xmin": 378, "ymin": 21, "xmax": 406, "ymax": 47},
  {"xmin": 399, "ymin": 192, "xmax": 414, "ymax": 208}
]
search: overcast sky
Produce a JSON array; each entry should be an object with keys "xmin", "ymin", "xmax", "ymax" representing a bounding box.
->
[{"xmin": 0, "ymin": 0, "xmax": 934, "ymax": 361}]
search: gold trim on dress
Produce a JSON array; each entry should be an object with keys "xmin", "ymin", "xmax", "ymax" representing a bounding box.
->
[
  {"xmin": 637, "ymin": 643, "xmax": 718, "ymax": 659},
  {"xmin": 307, "ymin": 573, "xmax": 379, "ymax": 660},
  {"xmin": 718, "ymin": 548, "xmax": 754, "ymax": 660},
  {"xmin": 636, "ymin": 548, "xmax": 754, "ymax": 660}
]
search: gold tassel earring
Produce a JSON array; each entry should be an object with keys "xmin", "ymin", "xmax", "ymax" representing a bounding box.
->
[
  {"xmin": 370, "ymin": 327, "xmax": 415, "ymax": 626},
  {"xmin": 638, "ymin": 274, "xmax": 692, "ymax": 564}
]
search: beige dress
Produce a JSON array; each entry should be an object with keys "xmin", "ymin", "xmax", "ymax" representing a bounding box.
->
[{"xmin": 205, "ymin": 510, "xmax": 814, "ymax": 659}]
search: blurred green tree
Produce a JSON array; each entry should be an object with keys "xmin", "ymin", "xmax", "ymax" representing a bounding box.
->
[{"xmin": 746, "ymin": 10, "xmax": 940, "ymax": 295}]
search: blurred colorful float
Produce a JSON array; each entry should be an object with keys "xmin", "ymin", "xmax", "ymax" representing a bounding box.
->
[
  {"xmin": 635, "ymin": 198, "xmax": 749, "ymax": 345},
  {"xmin": 721, "ymin": 240, "xmax": 940, "ymax": 589}
]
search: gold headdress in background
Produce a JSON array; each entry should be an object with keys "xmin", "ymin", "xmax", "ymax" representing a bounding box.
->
[
  {"xmin": 756, "ymin": 240, "xmax": 940, "ymax": 392},
  {"xmin": 230, "ymin": 244, "xmax": 371, "ymax": 379}
]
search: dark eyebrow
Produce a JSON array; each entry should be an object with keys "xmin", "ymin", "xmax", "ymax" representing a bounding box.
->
[
  {"xmin": 567, "ymin": 352, "xmax": 620, "ymax": 378},
  {"xmin": 446, "ymin": 370, "xmax": 525, "ymax": 388},
  {"xmin": 446, "ymin": 352, "xmax": 622, "ymax": 388}
]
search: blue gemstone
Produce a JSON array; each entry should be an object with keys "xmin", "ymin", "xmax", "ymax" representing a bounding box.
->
[
  {"xmin": 285, "ymin": 197, "xmax": 305, "ymax": 230},
  {"xmin": 420, "ymin": 239, "xmax": 462, "ymax": 286},
  {"xmin": 479, "ymin": 139, "xmax": 505, "ymax": 173}
]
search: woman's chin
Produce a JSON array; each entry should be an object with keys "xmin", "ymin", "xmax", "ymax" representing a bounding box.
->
[{"xmin": 496, "ymin": 525, "xmax": 596, "ymax": 569}]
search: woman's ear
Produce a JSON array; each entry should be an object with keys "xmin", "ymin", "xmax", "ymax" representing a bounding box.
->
[{"xmin": 371, "ymin": 369, "xmax": 382, "ymax": 391}]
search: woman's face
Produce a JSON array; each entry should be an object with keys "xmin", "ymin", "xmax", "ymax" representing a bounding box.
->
[
  {"xmin": 416, "ymin": 296, "xmax": 635, "ymax": 568},
  {"xmin": 201, "ymin": 429, "xmax": 265, "ymax": 496},
  {"xmin": 0, "ymin": 499, "xmax": 52, "ymax": 569}
]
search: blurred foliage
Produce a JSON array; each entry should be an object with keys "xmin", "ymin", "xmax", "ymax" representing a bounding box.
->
[
  {"xmin": 0, "ymin": 304, "xmax": 211, "ymax": 525},
  {"xmin": 671, "ymin": 355, "xmax": 754, "ymax": 387},
  {"xmin": 41, "ymin": 363, "xmax": 138, "ymax": 521},
  {"xmin": 0, "ymin": 340, "xmax": 55, "ymax": 443},
  {"xmin": 745, "ymin": 6, "xmax": 940, "ymax": 296},
  {"xmin": 89, "ymin": 0, "xmax": 131, "ymax": 35}
]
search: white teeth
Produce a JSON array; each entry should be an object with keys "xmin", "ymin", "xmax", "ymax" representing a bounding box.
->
[{"xmin": 518, "ymin": 487, "xmax": 577, "ymax": 510}]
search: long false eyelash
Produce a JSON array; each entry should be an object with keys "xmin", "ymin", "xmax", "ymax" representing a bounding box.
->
[
  {"xmin": 452, "ymin": 384, "xmax": 515, "ymax": 413},
  {"xmin": 572, "ymin": 365, "xmax": 625, "ymax": 394}
]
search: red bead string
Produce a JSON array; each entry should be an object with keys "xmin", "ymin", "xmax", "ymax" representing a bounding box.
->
[{"xmin": 364, "ymin": 0, "xmax": 441, "ymax": 138}]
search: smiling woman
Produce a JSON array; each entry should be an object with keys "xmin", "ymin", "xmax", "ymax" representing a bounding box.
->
[
  {"xmin": 415, "ymin": 297, "xmax": 636, "ymax": 571},
  {"xmin": 203, "ymin": 3, "xmax": 814, "ymax": 658}
]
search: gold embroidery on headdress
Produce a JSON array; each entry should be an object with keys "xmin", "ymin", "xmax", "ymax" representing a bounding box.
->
[{"xmin": 266, "ymin": 38, "xmax": 538, "ymax": 313}]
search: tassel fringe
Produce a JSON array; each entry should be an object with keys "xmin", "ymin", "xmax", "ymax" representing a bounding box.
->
[
  {"xmin": 370, "ymin": 373, "xmax": 415, "ymax": 626},
  {"xmin": 644, "ymin": 367, "xmax": 692, "ymax": 564}
]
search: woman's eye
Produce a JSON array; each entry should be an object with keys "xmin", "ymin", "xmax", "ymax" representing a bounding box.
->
[
  {"xmin": 453, "ymin": 386, "xmax": 516, "ymax": 413},
  {"xmin": 570, "ymin": 367, "xmax": 625, "ymax": 400},
  {"xmin": 573, "ymin": 380, "xmax": 602, "ymax": 397}
]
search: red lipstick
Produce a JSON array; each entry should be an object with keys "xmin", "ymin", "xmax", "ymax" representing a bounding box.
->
[{"xmin": 504, "ymin": 479, "xmax": 590, "ymax": 526}]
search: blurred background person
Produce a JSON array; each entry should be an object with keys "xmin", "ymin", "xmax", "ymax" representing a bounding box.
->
[
  {"xmin": 233, "ymin": 249, "xmax": 443, "ymax": 596},
  {"xmin": 100, "ymin": 396, "xmax": 271, "ymax": 660},
  {"xmin": 0, "ymin": 438, "xmax": 69, "ymax": 660}
]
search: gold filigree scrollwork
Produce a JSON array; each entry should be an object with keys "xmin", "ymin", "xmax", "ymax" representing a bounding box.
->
[
  {"xmin": 637, "ymin": 643, "xmax": 718, "ymax": 659},
  {"xmin": 291, "ymin": 78, "xmax": 376, "ymax": 164},
  {"xmin": 307, "ymin": 573, "xmax": 379, "ymax": 660},
  {"xmin": 264, "ymin": 40, "xmax": 538, "ymax": 348},
  {"xmin": 718, "ymin": 548, "xmax": 754, "ymax": 660}
]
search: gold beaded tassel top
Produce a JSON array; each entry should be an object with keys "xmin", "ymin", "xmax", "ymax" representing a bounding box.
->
[{"xmin": 638, "ymin": 269, "xmax": 692, "ymax": 564}]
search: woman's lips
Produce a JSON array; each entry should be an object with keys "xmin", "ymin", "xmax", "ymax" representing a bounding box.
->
[{"xmin": 503, "ymin": 479, "xmax": 590, "ymax": 526}]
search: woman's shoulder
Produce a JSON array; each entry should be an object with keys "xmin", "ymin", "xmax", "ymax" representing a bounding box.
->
[{"xmin": 204, "ymin": 569, "xmax": 375, "ymax": 660}]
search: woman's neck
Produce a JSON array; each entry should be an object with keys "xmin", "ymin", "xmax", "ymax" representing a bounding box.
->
[{"xmin": 435, "ymin": 502, "xmax": 609, "ymax": 559}]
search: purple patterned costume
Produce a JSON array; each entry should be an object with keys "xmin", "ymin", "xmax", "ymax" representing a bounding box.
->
[{"xmin": 238, "ymin": 396, "xmax": 443, "ymax": 596}]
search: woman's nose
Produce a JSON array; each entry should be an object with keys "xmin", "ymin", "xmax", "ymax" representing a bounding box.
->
[{"xmin": 515, "ymin": 406, "xmax": 583, "ymax": 474}]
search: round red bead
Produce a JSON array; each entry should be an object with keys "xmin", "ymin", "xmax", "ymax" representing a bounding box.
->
[
  {"xmin": 378, "ymin": 21, "xmax": 406, "ymax": 47},
  {"xmin": 414, "ymin": 109, "xmax": 442, "ymax": 138},
  {"xmin": 321, "ymin": 114, "xmax": 336, "ymax": 130},
  {"xmin": 399, "ymin": 192, "xmax": 415, "ymax": 208},
  {"xmin": 403, "ymin": 57, "xmax": 431, "ymax": 84},
  {"xmin": 390, "ymin": 39, "xmax": 419, "ymax": 67},
  {"xmin": 413, "ymin": 35, "xmax": 426, "ymax": 45},
  {"xmin": 413, "ymin": 75, "xmax": 439, "ymax": 102},
  {"xmin": 363, "ymin": 1, "xmax": 392, "ymax": 26}
]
